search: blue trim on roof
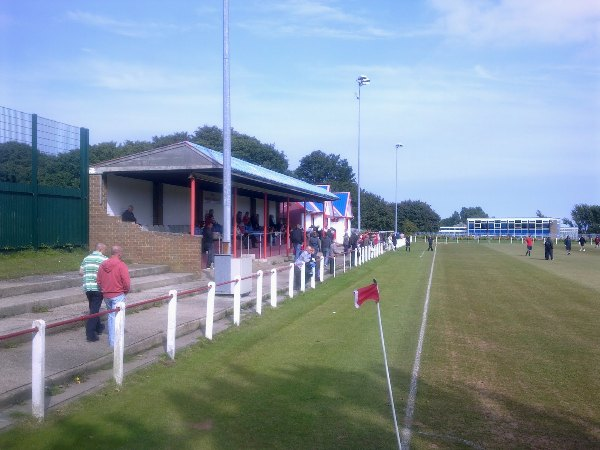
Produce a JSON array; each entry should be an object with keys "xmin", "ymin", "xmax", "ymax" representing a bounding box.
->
[
  {"xmin": 333, "ymin": 193, "xmax": 351, "ymax": 217},
  {"xmin": 187, "ymin": 142, "xmax": 337, "ymax": 201}
]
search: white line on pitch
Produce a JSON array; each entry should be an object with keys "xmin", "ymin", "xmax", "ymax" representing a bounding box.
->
[{"xmin": 402, "ymin": 244, "xmax": 437, "ymax": 448}]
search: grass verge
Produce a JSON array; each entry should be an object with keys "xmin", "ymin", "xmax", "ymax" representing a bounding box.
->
[
  {"xmin": 0, "ymin": 243, "xmax": 598, "ymax": 449},
  {"xmin": 0, "ymin": 248, "xmax": 87, "ymax": 280}
]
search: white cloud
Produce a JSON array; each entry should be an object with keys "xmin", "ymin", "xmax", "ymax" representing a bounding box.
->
[
  {"xmin": 237, "ymin": 0, "xmax": 394, "ymax": 39},
  {"xmin": 428, "ymin": 0, "xmax": 600, "ymax": 45},
  {"xmin": 65, "ymin": 10, "xmax": 186, "ymax": 38}
]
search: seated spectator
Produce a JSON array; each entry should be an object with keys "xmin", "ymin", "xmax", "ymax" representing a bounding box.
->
[
  {"xmin": 294, "ymin": 245, "xmax": 315, "ymax": 289},
  {"xmin": 243, "ymin": 212, "xmax": 250, "ymax": 226},
  {"xmin": 204, "ymin": 209, "xmax": 215, "ymax": 226},
  {"xmin": 251, "ymin": 213, "xmax": 261, "ymax": 231},
  {"xmin": 121, "ymin": 205, "xmax": 137, "ymax": 223}
]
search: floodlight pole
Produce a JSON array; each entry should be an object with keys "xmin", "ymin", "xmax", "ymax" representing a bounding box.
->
[
  {"xmin": 222, "ymin": 0, "xmax": 232, "ymax": 254},
  {"xmin": 394, "ymin": 144, "xmax": 403, "ymax": 235},
  {"xmin": 356, "ymin": 75, "xmax": 370, "ymax": 232}
]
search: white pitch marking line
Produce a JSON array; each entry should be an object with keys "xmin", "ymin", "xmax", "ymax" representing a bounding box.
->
[{"xmin": 403, "ymin": 244, "xmax": 437, "ymax": 448}]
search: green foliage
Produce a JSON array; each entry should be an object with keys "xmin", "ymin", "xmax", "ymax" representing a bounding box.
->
[
  {"xmin": 459, "ymin": 206, "xmax": 488, "ymax": 222},
  {"xmin": 398, "ymin": 200, "xmax": 440, "ymax": 232},
  {"xmin": 294, "ymin": 150, "xmax": 356, "ymax": 192},
  {"xmin": 0, "ymin": 141, "xmax": 32, "ymax": 183},
  {"xmin": 402, "ymin": 218, "xmax": 418, "ymax": 234},
  {"xmin": 360, "ymin": 190, "xmax": 394, "ymax": 231},
  {"xmin": 440, "ymin": 211, "xmax": 461, "ymax": 227},
  {"xmin": 571, "ymin": 203, "xmax": 600, "ymax": 233}
]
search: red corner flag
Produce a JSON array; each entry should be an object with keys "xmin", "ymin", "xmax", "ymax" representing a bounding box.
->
[{"xmin": 354, "ymin": 282, "xmax": 380, "ymax": 308}]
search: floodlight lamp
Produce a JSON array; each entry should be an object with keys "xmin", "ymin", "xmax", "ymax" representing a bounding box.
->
[
  {"xmin": 357, "ymin": 75, "xmax": 370, "ymax": 86},
  {"xmin": 395, "ymin": 143, "xmax": 403, "ymax": 149}
]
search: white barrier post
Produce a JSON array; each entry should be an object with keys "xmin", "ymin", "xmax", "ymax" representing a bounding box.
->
[
  {"xmin": 288, "ymin": 263, "xmax": 294, "ymax": 298},
  {"xmin": 206, "ymin": 282, "xmax": 215, "ymax": 339},
  {"xmin": 343, "ymin": 253, "xmax": 346, "ymax": 273},
  {"xmin": 270, "ymin": 268, "xmax": 277, "ymax": 307},
  {"xmin": 300, "ymin": 262, "xmax": 306, "ymax": 292},
  {"xmin": 354, "ymin": 249, "xmax": 358, "ymax": 267},
  {"xmin": 166, "ymin": 289, "xmax": 177, "ymax": 360},
  {"xmin": 310, "ymin": 265, "xmax": 316, "ymax": 289},
  {"xmin": 233, "ymin": 276, "xmax": 241, "ymax": 326},
  {"xmin": 256, "ymin": 270, "xmax": 263, "ymax": 315},
  {"xmin": 319, "ymin": 258, "xmax": 324, "ymax": 283},
  {"xmin": 31, "ymin": 319, "xmax": 46, "ymax": 421},
  {"xmin": 333, "ymin": 255, "xmax": 337, "ymax": 277},
  {"xmin": 114, "ymin": 301, "xmax": 126, "ymax": 386}
]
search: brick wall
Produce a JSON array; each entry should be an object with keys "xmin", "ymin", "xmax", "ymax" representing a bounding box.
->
[{"xmin": 88, "ymin": 175, "xmax": 203, "ymax": 273}]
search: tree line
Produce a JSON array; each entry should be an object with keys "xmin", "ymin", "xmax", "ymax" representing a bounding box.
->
[{"xmin": 1, "ymin": 125, "xmax": 598, "ymax": 233}]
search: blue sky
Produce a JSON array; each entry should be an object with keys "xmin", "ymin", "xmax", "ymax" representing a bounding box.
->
[{"xmin": 2, "ymin": 0, "xmax": 599, "ymax": 221}]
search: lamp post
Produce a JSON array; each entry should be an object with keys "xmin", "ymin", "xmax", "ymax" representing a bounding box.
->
[
  {"xmin": 394, "ymin": 143, "xmax": 403, "ymax": 235},
  {"xmin": 356, "ymin": 75, "xmax": 370, "ymax": 232}
]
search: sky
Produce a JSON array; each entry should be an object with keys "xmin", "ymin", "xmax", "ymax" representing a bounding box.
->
[{"xmin": 1, "ymin": 0, "xmax": 599, "ymax": 221}]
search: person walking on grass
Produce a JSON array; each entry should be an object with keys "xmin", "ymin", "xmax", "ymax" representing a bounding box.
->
[
  {"xmin": 544, "ymin": 237, "xmax": 554, "ymax": 260},
  {"xmin": 406, "ymin": 235, "xmax": 411, "ymax": 252},
  {"xmin": 79, "ymin": 243, "xmax": 108, "ymax": 343},
  {"xmin": 525, "ymin": 235, "xmax": 533, "ymax": 256},
  {"xmin": 579, "ymin": 236, "xmax": 587, "ymax": 252},
  {"xmin": 97, "ymin": 246, "xmax": 130, "ymax": 348},
  {"xmin": 564, "ymin": 236, "xmax": 572, "ymax": 255},
  {"xmin": 427, "ymin": 235, "xmax": 434, "ymax": 251}
]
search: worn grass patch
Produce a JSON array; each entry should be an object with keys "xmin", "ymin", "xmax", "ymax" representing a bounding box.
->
[{"xmin": 0, "ymin": 248, "xmax": 87, "ymax": 280}]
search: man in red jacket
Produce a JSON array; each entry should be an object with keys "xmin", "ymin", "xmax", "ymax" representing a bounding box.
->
[{"xmin": 97, "ymin": 245, "xmax": 130, "ymax": 347}]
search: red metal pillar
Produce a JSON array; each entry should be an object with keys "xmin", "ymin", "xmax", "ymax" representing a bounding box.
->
[
  {"xmin": 286, "ymin": 197, "xmax": 290, "ymax": 257},
  {"xmin": 303, "ymin": 200, "xmax": 307, "ymax": 249},
  {"xmin": 189, "ymin": 176, "xmax": 196, "ymax": 235},
  {"xmin": 263, "ymin": 193, "xmax": 268, "ymax": 258}
]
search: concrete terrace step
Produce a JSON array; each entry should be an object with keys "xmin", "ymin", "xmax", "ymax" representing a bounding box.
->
[
  {"xmin": 0, "ymin": 264, "xmax": 171, "ymax": 299},
  {"xmin": 0, "ymin": 270, "xmax": 200, "ymax": 318}
]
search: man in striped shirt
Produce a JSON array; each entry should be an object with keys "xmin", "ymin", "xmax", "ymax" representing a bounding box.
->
[{"xmin": 79, "ymin": 243, "xmax": 108, "ymax": 342}]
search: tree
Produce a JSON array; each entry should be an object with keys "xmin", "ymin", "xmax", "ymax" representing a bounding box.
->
[
  {"xmin": 459, "ymin": 206, "xmax": 488, "ymax": 222},
  {"xmin": 398, "ymin": 200, "xmax": 440, "ymax": 232},
  {"xmin": 294, "ymin": 150, "xmax": 356, "ymax": 192},
  {"xmin": 402, "ymin": 219, "xmax": 418, "ymax": 235},
  {"xmin": 360, "ymin": 191, "xmax": 394, "ymax": 231},
  {"xmin": 536, "ymin": 210, "xmax": 546, "ymax": 218},
  {"xmin": 0, "ymin": 141, "xmax": 32, "ymax": 183},
  {"xmin": 571, "ymin": 204, "xmax": 600, "ymax": 234},
  {"xmin": 562, "ymin": 218, "xmax": 574, "ymax": 227},
  {"xmin": 440, "ymin": 211, "xmax": 461, "ymax": 227}
]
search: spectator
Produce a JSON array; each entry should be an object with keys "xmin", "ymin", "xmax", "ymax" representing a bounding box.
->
[
  {"xmin": 204, "ymin": 209, "xmax": 215, "ymax": 226},
  {"xmin": 544, "ymin": 237, "xmax": 554, "ymax": 260},
  {"xmin": 564, "ymin": 236, "xmax": 572, "ymax": 255},
  {"xmin": 121, "ymin": 205, "xmax": 136, "ymax": 223},
  {"xmin": 294, "ymin": 245, "xmax": 314, "ymax": 289},
  {"xmin": 525, "ymin": 235, "xmax": 533, "ymax": 256},
  {"xmin": 97, "ymin": 246, "xmax": 130, "ymax": 348},
  {"xmin": 309, "ymin": 230, "xmax": 321, "ymax": 255},
  {"xmin": 406, "ymin": 235, "xmax": 411, "ymax": 252},
  {"xmin": 321, "ymin": 232, "xmax": 332, "ymax": 268},
  {"xmin": 202, "ymin": 222, "xmax": 215, "ymax": 268},
  {"xmin": 291, "ymin": 224, "xmax": 304, "ymax": 259},
  {"xmin": 79, "ymin": 243, "xmax": 108, "ymax": 342}
]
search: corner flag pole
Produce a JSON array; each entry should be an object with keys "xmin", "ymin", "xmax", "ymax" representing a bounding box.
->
[{"xmin": 375, "ymin": 283, "xmax": 402, "ymax": 449}]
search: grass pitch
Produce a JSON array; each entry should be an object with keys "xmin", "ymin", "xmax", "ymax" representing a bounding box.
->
[{"xmin": 0, "ymin": 242, "xmax": 598, "ymax": 449}]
